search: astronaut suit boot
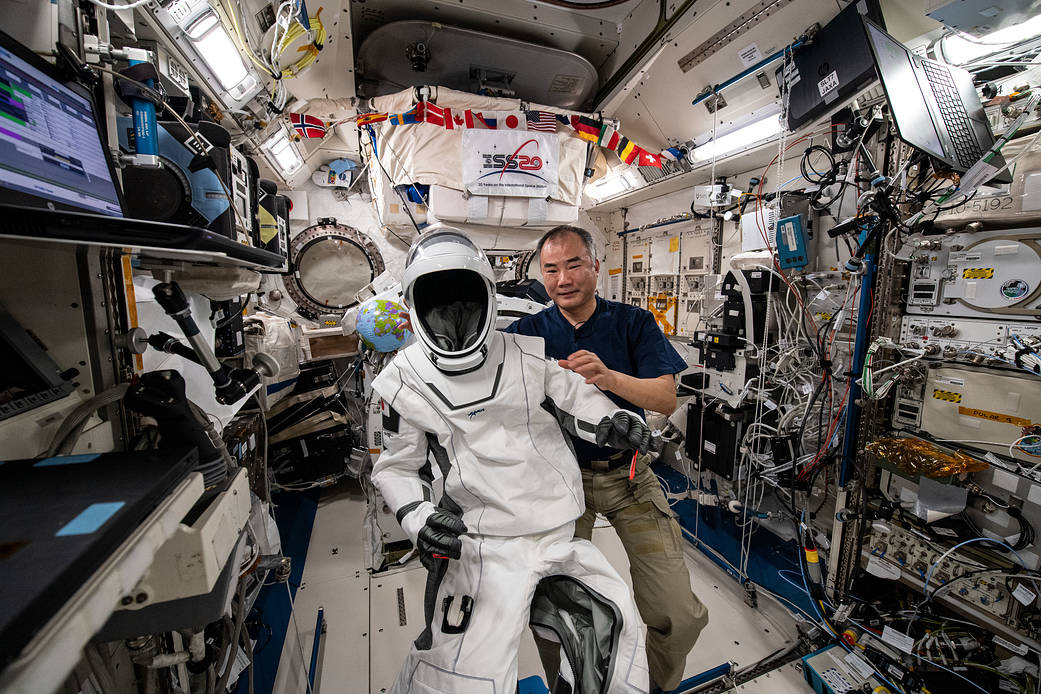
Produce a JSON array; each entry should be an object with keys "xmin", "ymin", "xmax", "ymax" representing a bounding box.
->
[{"xmin": 371, "ymin": 228, "xmax": 651, "ymax": 694}]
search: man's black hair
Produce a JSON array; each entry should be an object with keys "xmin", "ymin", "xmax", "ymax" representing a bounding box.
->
[{"xmin": 535, "ymin": 225, "xmax": 597, "ymax": 264}]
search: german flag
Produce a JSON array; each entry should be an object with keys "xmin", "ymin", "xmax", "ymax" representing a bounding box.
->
[{"xmin": 571, "ymin": 115, "xmax": 600, "ymax": 142}]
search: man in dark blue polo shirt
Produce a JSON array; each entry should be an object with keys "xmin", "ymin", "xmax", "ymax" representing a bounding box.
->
[{"xmin": 506, "ymin": 225, "xmax": 708, "ymax": 693}]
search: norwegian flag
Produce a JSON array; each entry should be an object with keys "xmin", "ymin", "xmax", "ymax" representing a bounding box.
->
[
  {"xmin": 290, "ymin": 112, "xmax": 327, "ymax": 138},
  {"xmin": 525, "ymin": 110, "xmax": 557, "ymax": 132}
]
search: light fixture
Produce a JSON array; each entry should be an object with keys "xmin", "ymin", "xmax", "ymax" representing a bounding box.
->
[
  {"xmin": 586, "ymin": 168, "xmax": 642, "ymax": 203},
  {"xmin": 262, "ymin": 129, "xmax": 304, "ymax": 177},
  {"xmin": 692, "ymin": 112, "xmax": 782, "ymax": 162},
  {"xmin": 941, "ymin": 14, "xmax": 1041, "ymax": 65},
  {"xmin": 184, "ymin": 9, "xmax": 255, "ymax": 95}
]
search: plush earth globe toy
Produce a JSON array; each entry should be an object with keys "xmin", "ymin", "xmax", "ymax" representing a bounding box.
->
[{"xmin": 356, "ymin": 298, "xmax": 411, "ymax": 352}]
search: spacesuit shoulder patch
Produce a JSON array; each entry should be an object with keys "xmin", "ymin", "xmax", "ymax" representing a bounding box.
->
[{"xmin": 381, "ymin": 399, "xmax": 401, "ymax": 433}]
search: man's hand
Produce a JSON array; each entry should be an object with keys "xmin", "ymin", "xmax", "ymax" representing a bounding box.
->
[
  {"xmin": 417, "ymin": 509, "xmax": 467, "ymax": 570},
  {"xmin": 595, "ymin": 411, "xmax": 654, "ymax": 454},
  {"xmin": 559, "ymin": 350, "xmax": 618, "ymax": 389}
]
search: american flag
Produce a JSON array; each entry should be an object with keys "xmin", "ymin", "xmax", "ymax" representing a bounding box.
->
[
  {"xmin": 290, "ymin": 112, "xmax": 327, "ymax": 138},
  {"xmin": 525, "ymin": 110, "xmax": 557, "ymax": 132}
]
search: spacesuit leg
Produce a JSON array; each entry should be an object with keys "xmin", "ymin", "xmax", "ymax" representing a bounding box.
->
[
  {"xmin": 389, "ymin": 534, "xmax": 538, "ymax": 694},
  {"xmin": 530, "ymin": 528, "xmax": 649, "ymax": 694}
]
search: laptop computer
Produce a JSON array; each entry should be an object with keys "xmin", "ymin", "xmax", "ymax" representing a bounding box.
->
[
  {"xmin": 862, "ymin": 16, "xmax": 1012, "ymax": 184},
  {"xmin": 780, "ymin": 0, "xmax": 885, "ymax": 131},
  {"xmin": 0, "ymin": 29, "xmax": 284, "ymax": 268},
  {"xmin": 0, "ymin": 448, "xmax": 198, "ymax": 668}
]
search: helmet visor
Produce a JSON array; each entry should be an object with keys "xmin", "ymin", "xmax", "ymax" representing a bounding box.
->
[{"xmin": 412, "ymin": 269, "xmax": 490, "ymax": 354}]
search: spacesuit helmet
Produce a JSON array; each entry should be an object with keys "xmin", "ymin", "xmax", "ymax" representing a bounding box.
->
[{"xmin": 401, "ymin": 228, "xmax": 497, "ymax": 373}]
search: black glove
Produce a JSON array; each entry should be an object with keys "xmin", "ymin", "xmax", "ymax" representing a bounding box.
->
[
  {"xmin": 417, "ymin": 509, "xmax": 467, "ymax": 570},
  {"xmin": 595, "ymin": 410, "xmax": 655, "ymax": 454}
]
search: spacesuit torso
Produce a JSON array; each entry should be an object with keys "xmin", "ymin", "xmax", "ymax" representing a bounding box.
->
[{"xmin": 372, "ymin": 330, "xmax": 617, "ymax": 537}]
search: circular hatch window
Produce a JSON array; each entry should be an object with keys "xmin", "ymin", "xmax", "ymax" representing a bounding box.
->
[{"xmin": 282, "ymin": 221, "xmax": 385, "ymax": 320}]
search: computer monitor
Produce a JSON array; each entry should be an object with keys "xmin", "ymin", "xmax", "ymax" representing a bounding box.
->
[
  {"xmin": 862, "ymin": 16, "xmax": 1010, "ymax": 182},
  {"xmin": 0, "ymin": 31, "xmax": 123, "ymax": 217}
]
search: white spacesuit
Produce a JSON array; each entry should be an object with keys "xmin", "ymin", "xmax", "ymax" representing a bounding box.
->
[{"xmin": 371, "ymin": 229, "xmax": 652, "ymax": 694}]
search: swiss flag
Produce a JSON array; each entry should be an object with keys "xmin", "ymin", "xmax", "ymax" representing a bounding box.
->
[{"xmin": 638, "ymin": 148, "xmax": 663, "ymax": 168}]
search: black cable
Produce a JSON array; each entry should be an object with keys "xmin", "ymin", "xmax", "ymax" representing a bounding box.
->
[
  {"xmin": 363, "ymin": 125, "xmax": 420, "ymax": 244},
  {"xmin": 801, "ymin": 145, "xmax": 837, "ymax": 185}
]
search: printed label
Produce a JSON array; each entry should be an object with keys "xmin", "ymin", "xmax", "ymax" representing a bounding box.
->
[
  {"xmin": 958, "ymin": 406, "xmax": 1031, "ymax": 427},
  {"xmin": 1013, "ymin": 583, "xmax": 1036, "ymax": 606},
  {"xmin": 994, "ymin": 635, "xmax": 1029, "ymax": 655},
  {"xmin": 844, "ymin": 651, "xmax": 875, "ymax": 680},
  {"xmin": 933, "ymin": 527, "xmax": 958, "ymax": 537},
  {"xmin": 703, "ymin": 440, "xmax": 717, "ymax": 454},
  {"xmin": 866, "ymin": 555, "xmax": 900, "ymax": 580},
  {"xmin": 936, "ymin": 377, "xmax": 965, "ymax": 386},
  {"xmin": 817, "ymin": 70, "xmax": 840, "ymax": 98},
  {"xmin": 738, "ymin": 43, "xmax": 763, "ymax": 67},
  {"xmin": 881, "ymin": 625, "xmax": 915, "ymax": 654}
]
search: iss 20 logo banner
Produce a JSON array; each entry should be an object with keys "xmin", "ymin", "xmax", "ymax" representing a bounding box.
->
[{"xmin": 461, "ymin": 130, "xmax": 560, "ymax": 198}]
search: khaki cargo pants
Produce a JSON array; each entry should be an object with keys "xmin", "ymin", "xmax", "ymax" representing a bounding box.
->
[{"xmin": 535, "ymin": 455, "xmax": 709, "ymax": 691}]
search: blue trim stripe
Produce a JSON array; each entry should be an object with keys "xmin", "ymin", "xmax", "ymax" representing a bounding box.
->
[
  {"xmin": 56, "ymin": 501, "xmax": 125, "ymax": 536},
  {"xmin": 35, "ymin": 453, "xmax": 101, "ymax": 467}
]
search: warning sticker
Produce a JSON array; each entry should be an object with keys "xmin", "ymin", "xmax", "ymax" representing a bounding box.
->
[
  {"xmin": 933, "ymin": 389, "xmax": 962, "ymax": 403},
  {"xmin": 958, "ymin": 406, "xmax": 1032, "ymax": 427},
  {"xmin": 962, "ymin": 268, "xmax": 994, "ymax": 279}
]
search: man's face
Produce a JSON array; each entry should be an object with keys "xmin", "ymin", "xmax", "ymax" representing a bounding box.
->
[{"xmin": 540, "ymin": 232, "xmax": 599, "ymax": 311}]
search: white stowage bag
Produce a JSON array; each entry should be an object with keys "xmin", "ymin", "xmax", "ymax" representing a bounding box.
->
[
  {"xmin": 366, "ymin": 86, "xmax": 592, "ymax": 206},
  {"xmin": 243, "ymin": 312, "xmax": 301, "ymax": 409}
]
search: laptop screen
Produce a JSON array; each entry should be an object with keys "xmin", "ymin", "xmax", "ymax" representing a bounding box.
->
[
  {"xmin": 863, "ymin": 20, "xmax": 945, "ymax": 160},
  {"xmin": 0, "ymin": 43, "xmax": 123, "ymax": 217}
]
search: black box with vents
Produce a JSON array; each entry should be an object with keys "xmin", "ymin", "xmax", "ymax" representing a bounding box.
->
[{"xmin": 685, "ymin": 400, "xmax": 749, "ymax": 480}]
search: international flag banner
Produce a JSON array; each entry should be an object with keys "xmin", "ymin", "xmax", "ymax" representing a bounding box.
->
[
  {"xmin": 525, "ymin": 110, "xmax": 557, "ymax": 132},
  {"xmin": 422, "ymin": 101, "xmax": 455, "ymax": 129},
  {"xmin": 617, "ymin": 136, "xmax": 638, "ymax": 164},
  {"xmin": 637, "ymin": 148, "xmax": 662, "ymax": 168},
  {"xmin": 290, "ymin": 112, "xmax": 327, "ymax": 138},
  {"xmin": 660, "ymin": 146, "xmax": 684, "ymax": 162},
  {"xmin": 598, "ymin": 123, "xmax": 620, "ymax": 150},
  {"xmin": 389, "ymin": 105, "xmax": 420, "ymax": 125},
  {"xmin": 495, "ymin": 111, "xmax": 527, "ymax": 130},
  {"xmin": 571, "ymin": 115, "xmax": 600, "ymax": 142},
  {"xmin": 556, "ymin": 113, "xmax": 571, "ymax": 126},
  {"xmin": 356, "ymin": 112, "xmax": 388, "ymax": 126},
  {"xmin": 464, "ymin": 110, "xmax": 497, "ymax": 129}
]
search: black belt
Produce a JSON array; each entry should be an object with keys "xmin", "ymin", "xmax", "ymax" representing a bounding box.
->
[{"xmin": 578, "ymin": 449, "xmax": 633, "ymax": 472}]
